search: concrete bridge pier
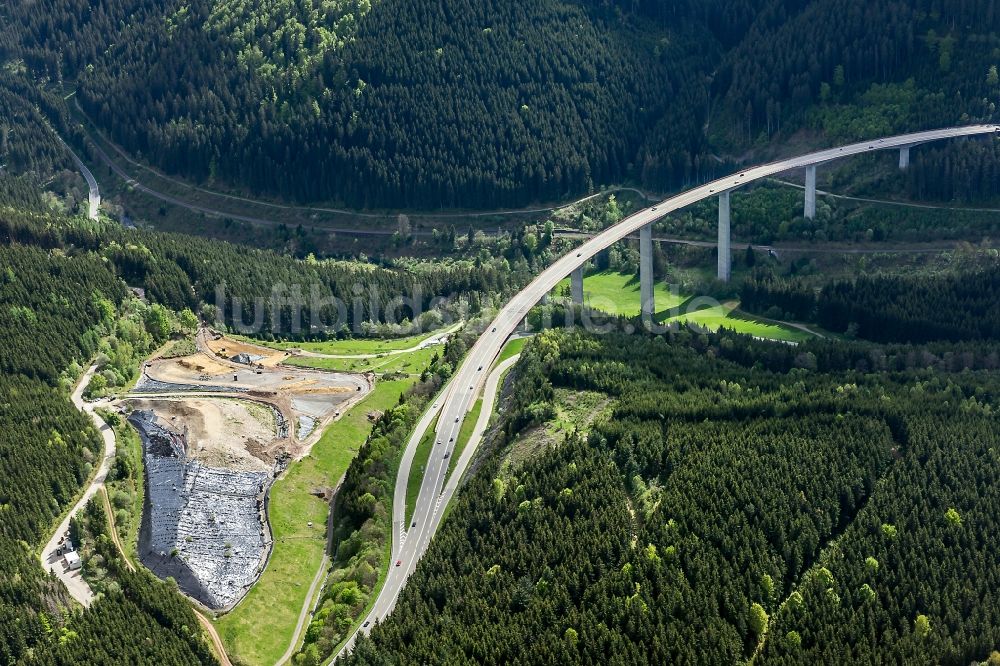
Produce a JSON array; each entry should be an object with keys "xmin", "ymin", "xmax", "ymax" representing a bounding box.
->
[
  {"xmin": 899, "ymin": 146, "xmax": 910, "ymax": 169},
  {"xmin": 639, "ymin": 223, "xmax": 654, "ymax": 321},
  {"xmin": 804, "ymin": 165, "xmax": 816, "ymax": 219},
  {"xmin": 88, "ymin": 191, "xmax": 100, "ymax": 220},
  {"xmin": 717, "ymin": 191, "xmax": 731, "ymax": 282},
  {"xmin": 570, "ymin": 265, "xmax": 584, "ymax": 305}
]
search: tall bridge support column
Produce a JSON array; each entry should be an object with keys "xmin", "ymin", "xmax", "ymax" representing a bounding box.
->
[
  {"xmin": 639, "ymin": 223, "xmax": 654, "ymax": 322},
  {"xmin": 88, "ymin": 191, "xmax": 100, "ymax": 221},
  {"xmin": 570, "ymin": 265, "xmax": 584, "ymax": 305},
  {"xmin": 717, "ymin": 191, "xmax": 731, "ymax": 283},
  {"xmin": 899, "ymin": 146, "xmax": 910, "ymax": 169},
  {"xmin": 804, "ymin": 165, "xmax": 816, "ymax": 219}
]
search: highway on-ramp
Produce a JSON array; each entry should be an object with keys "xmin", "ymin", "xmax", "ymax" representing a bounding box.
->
[{"xmin": 334, "ymin": 124, "xmax": 1000, "ymax": 661}]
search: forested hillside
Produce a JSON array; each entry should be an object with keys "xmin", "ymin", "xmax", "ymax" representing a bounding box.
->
[
  {"xmin": 0, "ymin": 204, "xmax": 521, "ymax": 339},
  {"xmin": 0, "ymin": 240, "xmax": 217, "ymax": 664},
  {"xmin": 6, "ymin": 0, "xmax": 998, "ymax": 208},
  {"xmin": 0, "ymin": 201, "xmax": 518, "ymax": 663},
  {"xmin": 741, "ymin": 263, "xmax": 1000, "ymax": 343},
  {"xmin": 345, "ymin": 328, "xmax": 1000, "ymax": 664}
]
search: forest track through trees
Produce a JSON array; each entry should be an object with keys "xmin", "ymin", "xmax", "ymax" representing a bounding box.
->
[
  {"xmin": 70, "ymin": 100, "xmax": 656, "ymax": 229},
  {"xmin": 39, "ymin": 365, "xmax": 116, "ymax": 607}
]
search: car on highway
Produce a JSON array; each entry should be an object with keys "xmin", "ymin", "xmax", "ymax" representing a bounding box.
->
[
  {"xmin": 444, "ymin": 452, "xmax": 450, "ymax": 459},
  {"xmin": 396, "ymin": 560, "xmax": 402, "ymax": 567},
  {"xmin": 491, "ymin": 327, "xmax": 496, "ymax": 332},
  {"xmin": 411, "ymin": 521, "xmax": 416, "ymax": 527},
  {"xmin": 363, "ymin": 621, "xmax": 370, "ymax": 628},
  {"xmin": 477, "ymin": 365, "xmax": 482, "ymax": 371},
  {"xmin": 433, "ymin": 402, "xmax": 438, "ymax": 408},
  {"xmin": 455, "ymin": 416, "xmax": 460, "ymax": 422}
]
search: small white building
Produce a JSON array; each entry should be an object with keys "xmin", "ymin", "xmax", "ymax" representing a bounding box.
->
[{"xmin": 64, "ymin": 551, "xmax": 82, "ymax": 571}]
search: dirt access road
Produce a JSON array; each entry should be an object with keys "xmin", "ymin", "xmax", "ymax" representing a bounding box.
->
[
  {"xmin": 40, "ymin": 365, "xmax": 116, "ymax": 607},
  {"xmin": 101, "ymin": 486, "xmax": 233, "ymax": 666}
]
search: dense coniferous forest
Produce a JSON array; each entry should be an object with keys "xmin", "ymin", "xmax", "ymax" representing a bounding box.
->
[
  {"xmin": 5, "ymin": 0, "xmax": 1000, "ymax": 208},
  {"xmin": 741, "ymin": 264, "xmax": 1000, "ymax": 342},
  {"xmin": 344, "ymin": 328, "xmax": 1000, "ymax": 664},
  {"xmin": 906, "ymin": 139, "xmax": 1000, "ymax": 203},
  {"xmin": 0, "ymin": 240, "xmax": 217, "ymax": 664},
  {"xmin": 0, "ymin": 205, "xmax": 521, "ymax": 339},
  {"xmin": 0, "ymin": 74, "xmax": 76, "ymax": 178}
]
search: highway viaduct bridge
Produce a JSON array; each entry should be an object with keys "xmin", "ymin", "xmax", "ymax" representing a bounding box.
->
[
  {"xmin": 568, "ymin": 125, "xmax": 1000, "ymax": 320},
  {"xmin": 336, "ymin": 124, "xmax": 1000, "ymax": 662}
]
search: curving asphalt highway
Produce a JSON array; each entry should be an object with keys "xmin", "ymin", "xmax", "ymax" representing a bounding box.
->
[
  {"xmin": 55, "ymin": 134, "xmax": 100, "ymax": 220},
  {"xmin": 334, "ymin": 124, "xmax": 1000, "ymax": 661}
]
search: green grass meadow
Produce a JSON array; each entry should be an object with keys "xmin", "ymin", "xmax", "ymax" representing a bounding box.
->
[{"xmin": 214, "ymin": 378, "xmax": 415, "ymax": 665}]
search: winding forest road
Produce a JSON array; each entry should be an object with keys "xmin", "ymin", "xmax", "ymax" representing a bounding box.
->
[
  {"xmin": 334, "ymin": 124, "xmax": 1000, "ymax": 662},
  {"xmin": 773, "ymin": 178, "xmax": 1000, "ymax": 214},
  {"xmin": 555, "ymin": 228, "xmax": 1000, "ymax": 255},
  {"xmin": 99, "ymin": 486, "xmax": 131, "ymax": 570},
  {"xmin": 40, "ymin": 365, "xmax": 116, "ymax": 608}
]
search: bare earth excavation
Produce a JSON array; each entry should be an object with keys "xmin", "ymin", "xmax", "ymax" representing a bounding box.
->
[{"xmin": 121, "ymin": 329, "xmax": 370, "ymax": 610}]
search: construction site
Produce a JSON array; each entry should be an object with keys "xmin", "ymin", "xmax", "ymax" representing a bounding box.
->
[{"xmin": 125, "ymin": 329, "xmax": 371, "ymax": 609}]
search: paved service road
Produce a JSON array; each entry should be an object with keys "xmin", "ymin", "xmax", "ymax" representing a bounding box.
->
[
  {"xmin": 290, "ymin": 323, "xmax": 461, "ymax": 360},
  {"xmin": 334, "ymin": 124, "xmax": 1000, "ymax": 661},
  {"xmin": 40, "ymin": 365, "xmax": 117, "ymax": 606}
]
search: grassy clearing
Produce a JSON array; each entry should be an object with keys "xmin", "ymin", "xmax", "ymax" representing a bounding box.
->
[
  {"xmin": 98, "ymin": 411, "xmax": 145, "ymax": 562},
  {"xmin": 214, "ymin": 378, "xmax": 415, "ymax": 666},
  {"xmin": 552, "ymin": 269, "xmax": 808, "ymax": 342},
  {"xmin": 664, "ymin": 301, "xmax": 811, "ymax": 342},
  {"xmin": 246, "ymin": 327, "xmax": 451, "ymax": 356},
  {"xmin": 158, "ymin": 337, "xmax": 197, "ymax": 359},
  {"xmin": 405, "ymin": 415, "xmax": 438, "ymax": 525},
  {"xmin": 546, "ymin": 389, "xmax": 613, "ymax": 440},
  {"xmin": 497, "ymin": 336, "xmax": 527, "ymax": 364},
  {"xmin": 555, "ymin": 269, "xmax": 688, "ymax": 317},
  {"xmin": 284, "ymin": 346, "xmax": 439, "ymax": 375},
  {"xmin": 500, "ymin": 388, "xmax": 612, "ymax": 475}
]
